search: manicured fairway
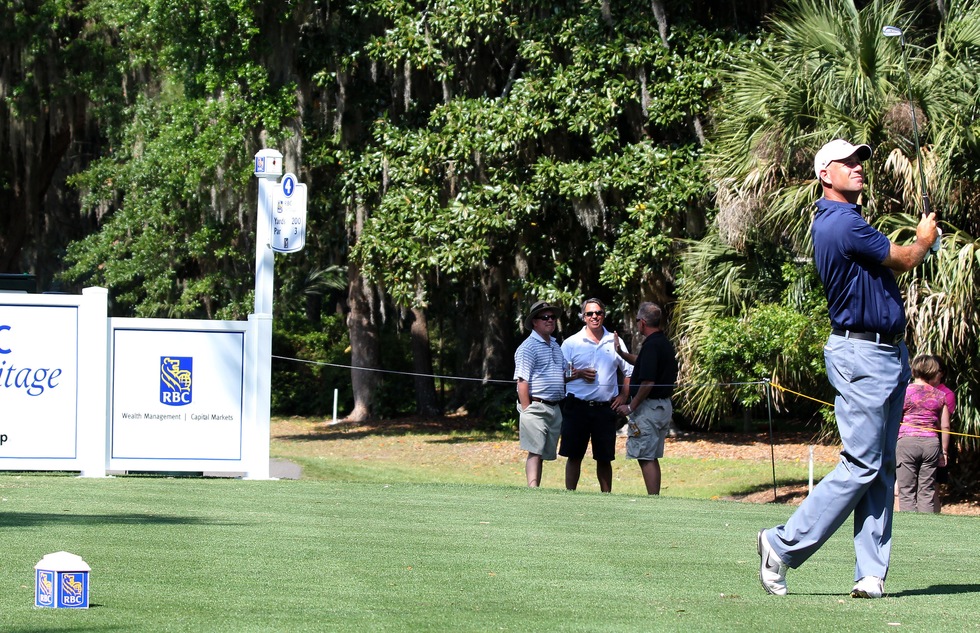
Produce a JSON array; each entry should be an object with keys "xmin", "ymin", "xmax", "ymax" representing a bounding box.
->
[{"xmin": 1, "ymin": 475, "xmax": 976, "ymax": 632}]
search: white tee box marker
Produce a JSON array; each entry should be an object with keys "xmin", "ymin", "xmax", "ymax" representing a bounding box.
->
[{"xmin": 35, "ymin": 551, "xmax": 91, "ymax": 609}]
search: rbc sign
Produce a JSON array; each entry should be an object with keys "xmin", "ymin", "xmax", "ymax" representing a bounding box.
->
[
  {"xmin": 35, "ymin": 552, "xmax": 91, "ymax": 609},
  {"xmin": 160, "ymin": 356, "xmax": 193, "ymax": 406}
]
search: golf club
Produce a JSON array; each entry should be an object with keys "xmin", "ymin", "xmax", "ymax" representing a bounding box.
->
[{"xmin": 883, "ymin": 24, "xmax": 940, "ymax": 255}]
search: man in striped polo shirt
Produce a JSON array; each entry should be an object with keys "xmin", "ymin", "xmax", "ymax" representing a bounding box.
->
[{"xmin": 514, "ymin": 300, "xmax": 567, "ymax": 487}]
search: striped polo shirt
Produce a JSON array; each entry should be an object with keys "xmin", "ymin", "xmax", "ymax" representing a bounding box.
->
[{"xmin": 514, "ymin": 330, "xmax": 566, "ymax": 402}]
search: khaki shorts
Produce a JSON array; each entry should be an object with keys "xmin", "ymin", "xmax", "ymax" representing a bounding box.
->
[
  {"xmin": 518, "ymin": 401, "xmax": 563, "ymax": 460},
  {"xmin": 626, "ymin": 399, "xmax": 672, "ymax": 460}
]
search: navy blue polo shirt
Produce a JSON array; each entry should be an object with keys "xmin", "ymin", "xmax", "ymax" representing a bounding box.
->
[{"xmin": 811, "ymin": 199, "xmax": 905, "ymax": 335}]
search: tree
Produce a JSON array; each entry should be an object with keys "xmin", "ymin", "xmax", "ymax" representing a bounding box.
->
[
  {"xmin": 0, "ymin": 1, "xmax": 114, "ymax": 284},
  {"xmin": 28, "ymin": 0, "xmax": 819, "ymax": 427},
  {"xmin": 61, "ymin": 0, "xmax": 301, "ymax": 318},
  {"xmin": 304, "ymin": 0, "xmax": 736, "ymax": 421},
  {"xmin": 690, "ymin": 0, "xmax": 980, "ymax": 441}
]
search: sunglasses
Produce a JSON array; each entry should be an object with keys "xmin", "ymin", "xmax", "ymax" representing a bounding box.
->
[
  {"xmin": 535, "ymin": 314, "xmax": 557, "ymax": 321},
  {"xmin": 584, "ymin": 310, "xmax": 604, "ymax": 318}
]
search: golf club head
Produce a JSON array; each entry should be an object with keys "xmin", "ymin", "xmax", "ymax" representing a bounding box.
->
[{"xmin": 882, "ymin": 25, "xmax": 904, "ymax": 39}]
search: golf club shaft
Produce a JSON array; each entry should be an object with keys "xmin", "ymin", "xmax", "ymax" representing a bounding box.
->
[{"xmin": 897, "ymin": 35, "xmax": 931, "ymax": 217}]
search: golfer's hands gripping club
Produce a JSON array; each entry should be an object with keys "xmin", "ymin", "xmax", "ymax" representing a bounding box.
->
[{"xmin": 917, "ymin": 212, "xmax": 940, "ymax": 262}]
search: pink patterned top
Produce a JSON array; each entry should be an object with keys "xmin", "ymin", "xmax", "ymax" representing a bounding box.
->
[
  {"xmin": 937, "ymin": 383, "xmax": 956, "ymax": 416},
  {"xmin": 898, "ymin": 382, "xmax": 946, "ymax": 439}
]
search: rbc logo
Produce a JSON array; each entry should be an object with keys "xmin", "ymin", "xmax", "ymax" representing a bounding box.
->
[
  {"xmin": 160, "ymin": 356, "xmax": 193, "ymax": 406},
  {"xmin": 61, "ymin": 573, "xmax": 86, "ymax": 606},
  {"xmin": 36, "ymin": 570, "xmax": 54, "ymax": 607}
]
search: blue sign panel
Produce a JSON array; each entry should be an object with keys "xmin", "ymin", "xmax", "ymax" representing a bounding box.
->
[
  {"xmin": 35, "ymin": 570, "xmax": 54, "ymax": 607},
  {"xmin": 58, "ymin": 571, "xmax": 89, "ymax": 608}
]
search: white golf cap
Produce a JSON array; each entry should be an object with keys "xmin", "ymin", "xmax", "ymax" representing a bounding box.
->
[{"xmin": 813, "ymin": 139, "xmax": 872, "ymax": 179}]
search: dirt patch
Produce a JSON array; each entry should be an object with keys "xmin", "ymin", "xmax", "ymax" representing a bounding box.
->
[{"xmin": 728, "ymin": 482, "xmax": 980, "ymax": 516}]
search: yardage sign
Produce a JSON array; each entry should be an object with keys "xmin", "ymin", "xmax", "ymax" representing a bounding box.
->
[{"xmin": 271, "ymin": 172, "xmax": 307, "ymax": 253}]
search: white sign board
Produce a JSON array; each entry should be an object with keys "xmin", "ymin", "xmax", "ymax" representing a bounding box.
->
[
  {"xmin": 0, "ymin": 289, "xmax": 108, "ymax": 475},
  {"xmin": 109, "ymin": 319, "xmax": 247, "ymax": 468},
  {"xmin": 0, "ymin": 305, "xmax": 79, "ymax": 458},
  {"xmin": 271, "ymin": 172, "xmax": 307, "ymax": 253}
]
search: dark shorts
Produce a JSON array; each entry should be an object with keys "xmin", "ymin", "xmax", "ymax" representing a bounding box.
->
[{"xmin": 558, "ymin": 396, "xmax": 618, "ymax": 462}]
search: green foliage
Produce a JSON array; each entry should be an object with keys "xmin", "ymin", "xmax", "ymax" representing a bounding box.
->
[
  {"xmin": 2, "ymin": 0, "xmax": 120, "ymax": 119},
  {"xmin": 673, "ymin": 229, "xmax": 831, "ymax": 429},
  {"xmin": 43, "ymin": 0, "xmax": 752, "ymax": 421},
  {"xmin": 681, "ymin": 303, "xmax": 828, "ymax": 428},
  {"xmin": 594, "ymin": 143, "xmax": 704, "ymax": 292},
  {"xmin": 59, "ymin": 0, "xmax": 298, "ymax": 318},
  {"xmin": 63, "ymin": 91, "xmax": 271, "ymax": 317},
  {"xmin": 465, "ymin": 384, "xmax": 521, "ymax": 433},
  {"xmin": 272, "ymin": 312, "xmax": 352, "ymax": 416},
  {"xmin": 332, "ymin": 2, "xmax": 734, "ymax": 310},
  {"xmin": 372, "ymin": 324, "xmax": 420, "ymax": 419}
]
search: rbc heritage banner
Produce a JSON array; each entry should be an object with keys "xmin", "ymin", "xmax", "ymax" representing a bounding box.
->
[{"xmin": 0, "ymin": 304, "xmax": 80, "ymax": 458}]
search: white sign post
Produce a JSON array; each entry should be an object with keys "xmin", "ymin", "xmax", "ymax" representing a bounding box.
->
[
  {"xmin": 248, "ymin": 150, "xmax": 308, "ymax": 479},
  {"xmin": 246, "ymin": 149, "xmax": 282, "ymax": 479}
]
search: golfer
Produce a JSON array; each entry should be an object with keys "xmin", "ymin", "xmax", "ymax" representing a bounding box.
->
[{"xmin": 757, "ymin": 139, "xmax": 938, "ymax": 598}]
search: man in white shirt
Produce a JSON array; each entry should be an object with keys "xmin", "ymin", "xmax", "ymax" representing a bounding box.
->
[{"xmin": 560, "ymin": 298, "xmax": 633, "ymax": 492}]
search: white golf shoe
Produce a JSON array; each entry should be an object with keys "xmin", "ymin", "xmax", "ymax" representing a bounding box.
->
[
  {"xmin": 851, "ymin": 576, "xmax": 884, "ymax": 599},
  {"xmin": 757, "ymin": 529, "xmax": 787, "ymax": 596}
]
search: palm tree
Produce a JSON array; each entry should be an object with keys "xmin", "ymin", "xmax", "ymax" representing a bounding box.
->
[{"xmin": 683, "ymin": 0, "xmax": 980, "ymax": 443}]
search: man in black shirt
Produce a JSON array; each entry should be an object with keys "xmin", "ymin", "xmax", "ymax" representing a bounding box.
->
[{"xmin": 615, "ymin": 302, "xmax": 677, "ymax": 494}]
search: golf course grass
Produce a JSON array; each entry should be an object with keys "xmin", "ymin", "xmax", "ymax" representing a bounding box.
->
[{"xmin": 1, "ymin": 421, "xmax": 976, "ymax": 633}]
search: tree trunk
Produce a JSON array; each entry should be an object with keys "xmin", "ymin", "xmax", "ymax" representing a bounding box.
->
[
  {"xmin": 650, "ymin": 0, "xmax": 669, "ymax": 48},
  {"xmin": 480, "ymin": 265, "xmax": 513, "ymax": 381},
  {"xmin": 410, "ymin": 305, "xmax": 440, "ymax": 417},
  {"xmin": 450, "ymin": 283, "xmax": 483, "ymax": 409},
  {"xmin": 346, "ymin": 198, "xmax": 381, "ymax": 421},
  {"xmin": 346, "ymin": 262, "xmax": 381, "ymax": 421}
]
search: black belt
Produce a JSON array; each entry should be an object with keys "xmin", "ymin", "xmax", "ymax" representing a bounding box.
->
[
  {"xmin": 530, "ymin": 397, "xmax": 560, "ymax": 405},
  {"xmin": 567, "ymin": 395, "xmax": 612, "ymax": 407},
  {"xmin": 831, "ymin": 328, "xmax": 903, "ymax": 346}
]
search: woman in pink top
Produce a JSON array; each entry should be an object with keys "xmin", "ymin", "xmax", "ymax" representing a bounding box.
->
[
  {"xmin": 896, "ymin": 355, "xmax": 951, "ymax": 512},
  {"xmin": 931, "ymin": 355, "xmax": 955, "ymax": 512}
]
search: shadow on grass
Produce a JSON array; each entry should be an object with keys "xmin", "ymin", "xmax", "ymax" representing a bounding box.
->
[
  {"xmin": 277, "ymin": 415, "xmax": 513, "ymax": 443},
  {"xmin": 0, "ymin": 512, "xmax": 232, "ymax": 528},
  {"xmin": 730, "ymin": 478, "xmax": 812, "ymax": 493},
  {"xmin": 276, "ymin": 416, "xmax": 833, "ymax": 447},
  {"xmin": 891, "ymin": 584, "xmax": 980, "ymax": 597},
  {"xmin": 3, "ymin": 624, "xmax": 129, "ymax": 633},
  {"xmin": 724, "ymin": 478, "xmax": 815, "ymax": 504}
]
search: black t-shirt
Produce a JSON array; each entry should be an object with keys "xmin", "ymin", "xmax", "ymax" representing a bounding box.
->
[{"xmin": 629, "ymin": 331, "xmax": 677, "ymax": 400}]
